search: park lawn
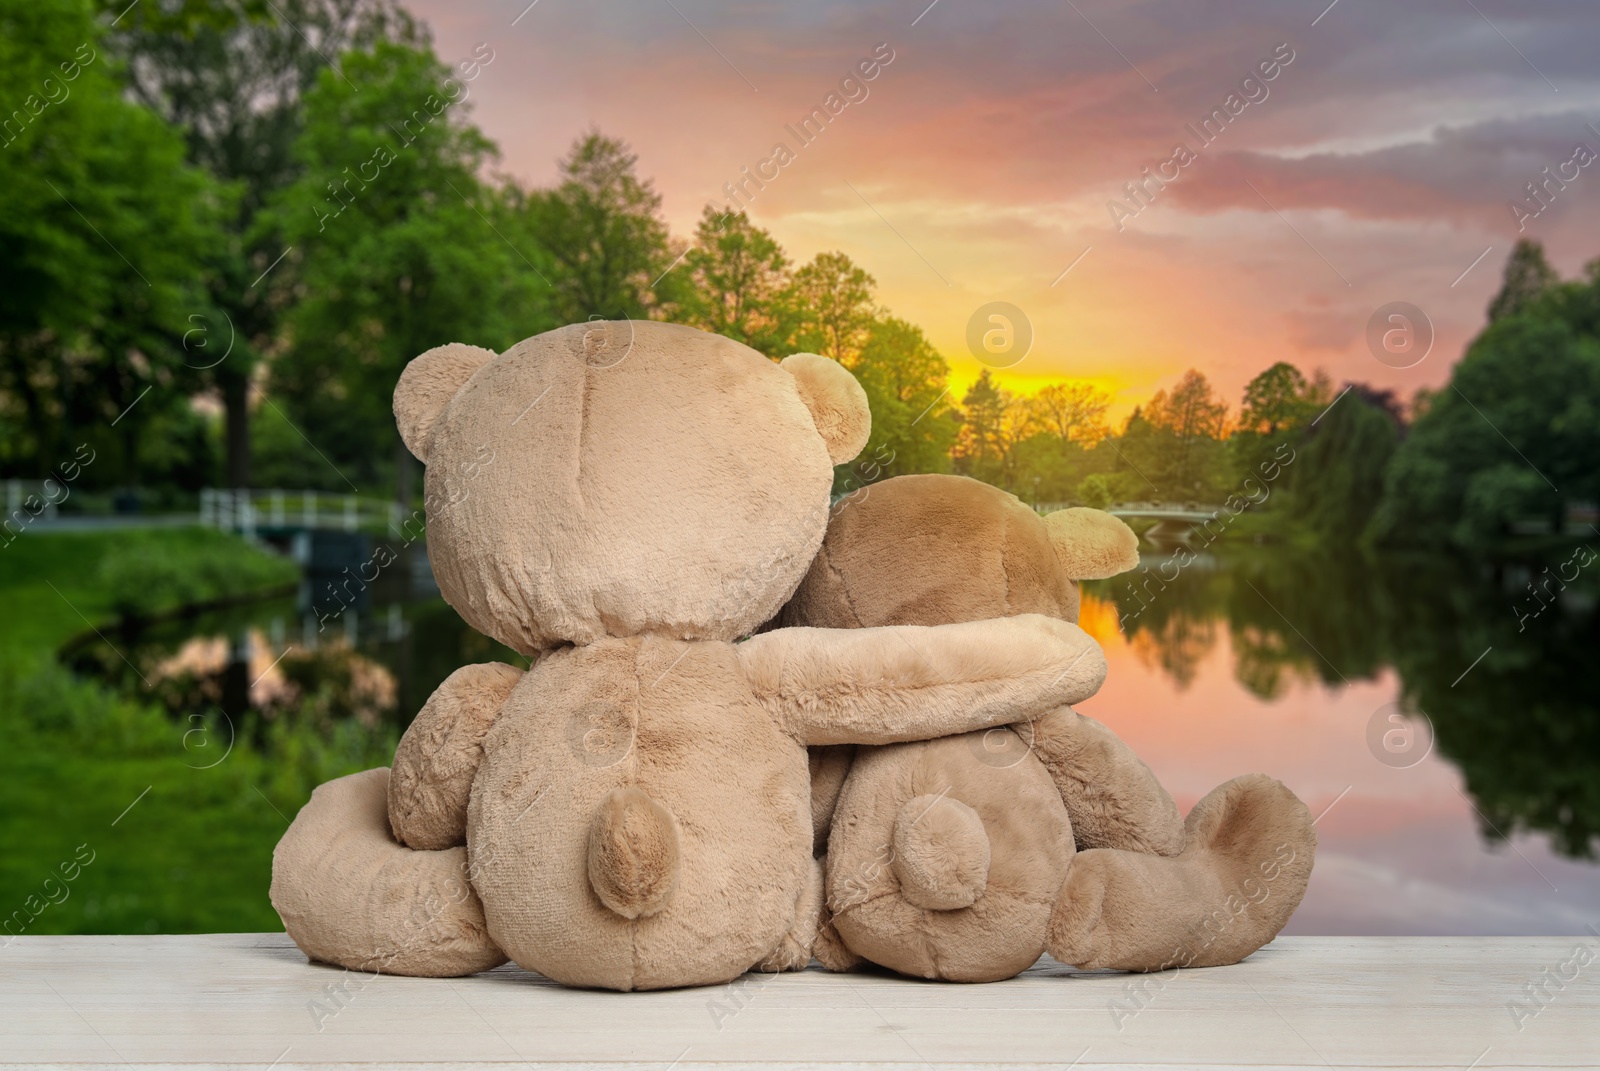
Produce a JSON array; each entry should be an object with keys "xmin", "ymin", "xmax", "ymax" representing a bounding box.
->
[{"xmin": 0, "ymin": 528, "xmax": 351, "ymax": 937}]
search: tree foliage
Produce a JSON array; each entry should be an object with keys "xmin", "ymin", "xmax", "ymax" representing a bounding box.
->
[
  {"xmin": 523, "ymin": 131, "xmax": 673, "ymax": 323},
  {"xmin": 677, "ymin": 206, "xmax": 789, "ymax": 355},
  {"xmin": 0, "ymin": 0, "xmax": 220, "ymax": 488},
  {"xmin": 849, "ymin": 317, "xmax": 956, "ymax": 483},
  {"xmin": 264, "ymin": 41, "xmax": 547, "ymax": 496},
  {"xmin": 1487, "ymin": 238, "xmax": 1558, "ymax": 323},
  {"xmin": 1111, "ymin": 370, "xmax": 1230, "ymax": 501},
  {"xmin": 116, "ymin": 0, "xmax": 423, "ymax": 485},
  {"xmin": 1373, "ymin": 256, "xmax": 1600, "ymax": 551},
  {"xmin": 784, "ymin": 251, "xmax": 875, "ymax": 363}
]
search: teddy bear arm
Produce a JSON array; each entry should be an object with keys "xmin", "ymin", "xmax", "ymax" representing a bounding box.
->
[
  {"xmin": 1027, "ymin": 707, "xmax": 1185, "ymax": 856},
  {"xmin": 388, "ymin": 662, "xmax": 524, "ymax": 850},
  {"xmin": 738, "ymin": 614, "xmax": 1107, "ymax": 746}
]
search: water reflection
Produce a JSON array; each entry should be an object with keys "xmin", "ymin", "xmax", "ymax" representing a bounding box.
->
[
  {"xmin": 1082, "ymin": 545, "xmax": 1600, "ymax": 935},
  {"xmin": 65, "ymin": 540, "xmax": 527, "ymax": 740},
  {"xmin": 64, "ymin": 536, "xmax": 1599, "ymax": 935}
]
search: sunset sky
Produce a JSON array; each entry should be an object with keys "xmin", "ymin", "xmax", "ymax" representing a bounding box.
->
[{"xmin": 410, "ymin": 0, "xmax": 1600, "ymax": 420}]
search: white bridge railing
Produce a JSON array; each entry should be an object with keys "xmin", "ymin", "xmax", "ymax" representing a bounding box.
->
[
  {"xmin": 199, "ymin": 488, "xmax": 404, "ymax": 536},
  {"xmin": 5, "ymin": 479, "xmax": 62, "ymax": 523}
]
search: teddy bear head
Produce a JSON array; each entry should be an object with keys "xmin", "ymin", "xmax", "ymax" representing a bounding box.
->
[
  {"xmin": 394, "ymin": 321, "xmax": 870, "ymax": 654},
  {"xmin": 779, "ymin": 472, "xmax": 1140, "ymax": 630}
]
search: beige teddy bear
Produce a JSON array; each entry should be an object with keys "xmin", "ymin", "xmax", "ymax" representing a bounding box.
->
[
  {"xmin": 271, "ymin": 323, "xmax": 1114, "ymax": 990},
  {"xmin": 781, "ymin": 474, "xmax": 1317, "ymax": 980}
]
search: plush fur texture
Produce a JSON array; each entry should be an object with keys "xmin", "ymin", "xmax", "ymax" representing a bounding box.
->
[
  {"xmin": 1043, "ymin": 507, "xmax": 1142, "ymax": 580},
  {"xmin": 807, "ymin": 744, "xmax": 856, "ymax": 852},
  {"xmin": 1029, "ymin": 708, "xmax": 1184, "ymax": 856},
  {"xmin": 756, "ymin": 858, "xmax": 828, "ymax": 973},
  {"xmin": 890, "ymin": 794, "xmax": 992, "ymax": 910},
  {"xmin": 738, "ymin": 615, "xmax": 1109, "ymax": 744},
  {"xmin": 393, "ymin": 343, "xmax": 497, "ymax": 463},
  {"xmin": 388, "ymin": 662, "xmax": 523, "ymax": 850},
  {"xmin": 781, "ymin": 473, "xmax": 1177, "ymax": 847},
  {"xmin": 1047, "ymin": 774, "xmax": 1316, "ymax": 970},
  {"xmin": 777, "ymin": 473, "xmax": 1082, "ymax": 630},
  {"xmin": 274, "ymin": 323, "xmax": 1119, "ymax": 991},
  {"xmin": 780, "ymin": 352, "xmax": 872, "ymax": 465},
  {"xmin": 586, "ymin": 786, "xmax": 682, "ymax": 919},
  {"xmin": 782, "ymin": 474, "xmax": 1312, "ymax": 980},
  {"xmin": 826, "ymin": 735, "xmax": 1074, "ymax": 982},
  {"xmin": 269, "ymin": 768, "xmax": 506, "ymax": 977},
  {"xmin": 416, "ymin": 321, "xmax": 840, "ymax": 654}
]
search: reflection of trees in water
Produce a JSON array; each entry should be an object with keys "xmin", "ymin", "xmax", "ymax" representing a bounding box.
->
[
  {"xmin": 1382, "ymin": 555, "xmax": 1599, "ymax": 861},
  {"xmin": 1097, "ymin": 555, "xmax": 1226, "ymax": 691},
  {"xmin": 1128, "ymin": 614, "xmax": 1218, "ymax": 692},
  {"xmin": 1091, "ymin": 548, "xmax": 1600, "ymax": 860},
  {"xmin": 1230, "ymin": 622, "xmax": 1316, "ymax": 702}
]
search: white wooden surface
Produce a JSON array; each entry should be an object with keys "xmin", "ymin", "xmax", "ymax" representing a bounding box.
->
[{"xmin": 1, "ymin": 933, "xmax": 1595, "ymax": 1069}]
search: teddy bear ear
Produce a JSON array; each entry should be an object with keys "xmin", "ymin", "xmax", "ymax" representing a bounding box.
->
[
  {"xmin": 394, "ymin": 343, "xmax": 498, "ymax": 463},
  {"xmin": 779, "ymin": 352, "xmax": 871, "ymax": 465},
  {"xmin": 1042, "ymin": 507, "xmax": 1141, "ymax": 580}
]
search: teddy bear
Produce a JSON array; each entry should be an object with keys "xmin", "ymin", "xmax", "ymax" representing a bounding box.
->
[
  {"xmin": 270, "ymin": 321, "xmax": 1119, "ymax": 991},
  {"xmin": 780, "ymin": 473, "xmax": 1317, "ymax": 980}
]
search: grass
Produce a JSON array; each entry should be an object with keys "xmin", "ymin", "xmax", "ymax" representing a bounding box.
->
[{"xmin": 0, "ymin": 527, "xmax": 388, "ymax": 938}]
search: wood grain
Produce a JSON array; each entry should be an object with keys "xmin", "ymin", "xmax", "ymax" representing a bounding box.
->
[{"xmin": 1, "ymin": 933, "xmax": 1594, "ymax": 1068}]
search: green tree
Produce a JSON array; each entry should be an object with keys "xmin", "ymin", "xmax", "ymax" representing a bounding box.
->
[
  {"xmin": 0, "ymin": 0, "xmax": 220, "ymax": 487},
  {"xmin": 678, "ymin": 206, "xmax": 789, "ymax": 354},
  {"xmin": 1232, "ymin": 360, "xmax": 1331, "ymax": 490},
  {"xmin": 524, "ymin": 131, "xmax": 674, "ymax": 322},
  {"xmin": 1372, "ymin": 268, "xmax": 1600, "ymax": 550},
  {"xmin": 117, "ymin": 0, "xmax": 422, "ymax": 487},
  {"xmin": 849, "ymin": 316, "xmax": 957, "ymax": 482},
  {"xmin": 954, "ymin": 369, "xmax": 1032, "ymax": 490},
  {"xmin": 1077, "ymin": 472, "xmax": 1113, "ymax": 509},
  {"xmin": 1280, "ymin": 386, "xmax": 1401, "ymax": 541},
  {"xmin": 784, "ymin": 251, "xmax": 875, "ymax": 363},
  {"xmin": 1116, "ymin": 370, "xmax": 1229, "ymax": 500},
  {"xmin": 265, "ymin": 41, "xmax": 545, "ymax": 500},
  {"xmin": 1487, "ymin": 238, "xmax": 1557, "ymax": 323},
  {"xmin": 1238, "ymin": 361, "xmax": 1310, "ymax": 436}
]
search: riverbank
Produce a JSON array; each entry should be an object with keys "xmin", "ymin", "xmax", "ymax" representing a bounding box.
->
[{"xmin": 0, "ymin": 529, "xmax": 388, "ymax": 936}]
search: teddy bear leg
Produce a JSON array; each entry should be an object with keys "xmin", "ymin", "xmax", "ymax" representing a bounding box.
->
[
  {"xmin": 755, "ymin": 857, "xmax": 829, "ymax": 972},
  {"xmin": 1047, "ymin": 774, "xmax": 1315, "ymax": 972},
  {"xmin": 1029, "ymin": 707, "xmax": 1185, "ymax": 856},
  {"xmin": 808, "ymin": 744, "xmax": 856, "ymax": 856},
  {"xmin": 826, "ymin": 734, "xmax": 1075, "ymax": 982},
  {"xmin": 271, "ymin": 767, "xmax": 507, "ymax": 977},
  {"xmin": 811, "ymin": 878, "xmax": 865, "ymax": 973}
]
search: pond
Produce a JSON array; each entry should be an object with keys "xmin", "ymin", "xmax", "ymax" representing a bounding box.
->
[{"xmin": 67, "ymin": 533, "xmax": 1600, "ymax": 936}]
